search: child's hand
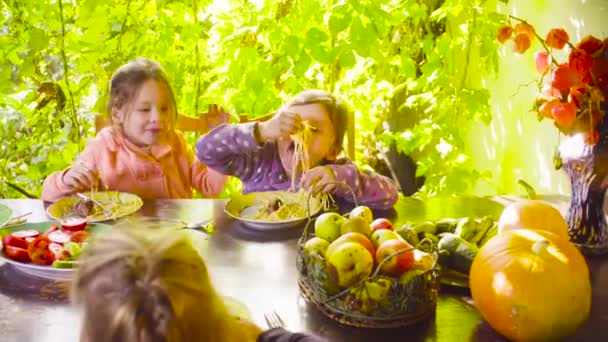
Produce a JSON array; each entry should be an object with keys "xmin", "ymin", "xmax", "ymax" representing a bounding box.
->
[
  {"xmin": 258, "ymin": 110, "xmax": 303, "ymax": 142},
  {"xmin": 301, "ymin": 166, "xmax": 336, "ymax": 194},
  {"xmin": 63, "ymin": 160, "xmax": 98, "ymax": 191}
]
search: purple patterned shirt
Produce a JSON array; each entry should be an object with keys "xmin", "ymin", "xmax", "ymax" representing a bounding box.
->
[{"xmin": 195, "ymin": 123, "xmax": 399, "ymax": 210}]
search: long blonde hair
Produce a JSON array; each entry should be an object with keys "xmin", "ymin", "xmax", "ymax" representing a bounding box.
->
[{"xmin": 72, "ymin": 228, "xmax": 260, "ymax": 342}]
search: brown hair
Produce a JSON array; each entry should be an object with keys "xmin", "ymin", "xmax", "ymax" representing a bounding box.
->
[
  {"xmin": 286, "ymin": 89, "xmax": 349, "ymax": 153},
  {"xmin": 107, "ymin": 58, "xmax": 178, "ymax": 126},
  {"xmin": 72, "ymin": 227, "xmax": 261, "ymax": 342}
]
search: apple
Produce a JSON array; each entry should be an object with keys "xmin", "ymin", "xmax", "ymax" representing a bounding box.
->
[
  {"xmin": 340, "ymin": 216, "xmax": 372, "ymax": 237},
  {"xmin": 370, "ymin": 229, "xmax": 401, "ymax": 249},
  {"xmin": 327, "ymin": 232, "xmax": 375, "ymax": 259},
  {"xmin": 304, "ymin": 237, "xmax": 330, "ymax": 257},
  {"xmin": 370, "ymin": 218, "xmax": 393, "ymax": 232},
  {"xmin": 375, "ymin": 239, "xmax": 415, "ymax": 276},
  {"xmin": 349, "ymin": 206, "xmax": 373, "ymax": 224},
  {"xmin": 314, "ymin": 212, "xmax": 345, "ymax": 242},
  {"xmin": 326, "ymin": 241, "xmax": 374, "ymax": 288}
]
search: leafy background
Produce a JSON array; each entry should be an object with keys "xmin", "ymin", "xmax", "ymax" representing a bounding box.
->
[{"xmin": 0, "ymin": 0, "xmax": 605, "ymax": 199}]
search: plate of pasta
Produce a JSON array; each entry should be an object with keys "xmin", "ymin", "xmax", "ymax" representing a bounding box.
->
[
  {"xmin": 225, "ymin": 191, "xmax": 327, "ymax": 230},
  {"xmin": 46, "ymin": 191, "xmax": 143, "ymax": 223}
]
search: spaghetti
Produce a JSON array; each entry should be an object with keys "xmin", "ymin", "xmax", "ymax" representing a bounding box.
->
[{"xmin": 243, "ymin": 119, "xmax": 335, "ymax": 222}]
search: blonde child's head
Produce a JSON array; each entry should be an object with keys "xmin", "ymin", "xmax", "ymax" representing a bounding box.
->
[
  {"xmin": 285, "ymin": 89, "xmax": 348, "ymax": 154},
  {"xmin": 276, "ymin": 89, "xmax": 350, "ymax": 175},
  {"xmin": 107, "ymin": 58, "xmax": 178, "ymax": 147},
  {"xmin": 72, "ymin": 228, "xmax": 260, "ymax": 342}
]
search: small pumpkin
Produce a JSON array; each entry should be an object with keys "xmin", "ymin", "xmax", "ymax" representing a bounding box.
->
[
  {"xmin": 497, "ymin": 199, "xmax": 569, "ymax": 238},
  {"xmin": 470, "ymin": 229, "xmax": 591, "ymax": 342}
]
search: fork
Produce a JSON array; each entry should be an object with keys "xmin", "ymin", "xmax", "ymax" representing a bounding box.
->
[{"xmin": 264, "ymin": 310, "xmax": 285, "ymax": 329}]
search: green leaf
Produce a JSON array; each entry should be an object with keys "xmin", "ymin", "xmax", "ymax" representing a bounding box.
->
[
  {"xmin": 328, "ymin": 8, "xmax": 351, "ymax": 37},
  {"xmin": 306, "ymin": 28, "xmax": 329, "ymax": 43},
  {"xmin": 293, "ymin": 52, "xmax": 312, "ymax": 77},
  {"xmin": 338, "ymin": 47, "xmax": 356, "ymax": 68},
  {"xmin": 28, "ymin": 27, "xmax": 49, "ymax": 52},
  {"xmin": 349, "ymin": 16, "xmax": 374, "ymax": 57},
  {"xmin": 400, "ymin": 56, "xmax": 416, "ymax": 80}
]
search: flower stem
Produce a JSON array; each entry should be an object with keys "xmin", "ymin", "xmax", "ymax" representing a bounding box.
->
[{"xmin": 508, "ymin": 15, "xmax": 560, "ymax": 67}]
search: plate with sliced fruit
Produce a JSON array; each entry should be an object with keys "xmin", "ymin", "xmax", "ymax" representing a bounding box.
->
[{"xmin": 0, "ymin": 220, "xmax": 111, "ymax": 280}]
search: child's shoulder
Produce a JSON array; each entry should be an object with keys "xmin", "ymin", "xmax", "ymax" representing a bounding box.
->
[{"xmin": 90, "ymin": 126, "xmax": 123, "ymax": 152}]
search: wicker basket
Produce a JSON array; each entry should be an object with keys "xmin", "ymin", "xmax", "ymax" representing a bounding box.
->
[{"xmin": 296, "ymin": 218, "xmax": 441, "ymax": 328}]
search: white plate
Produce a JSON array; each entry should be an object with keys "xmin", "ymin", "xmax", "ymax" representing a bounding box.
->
[
  {"xmin": 0, "ymin": 203, "xmax": 12, "ymax": 228},
  {"xmin": 225, "ymin": 191, "xmax": 322, "ymax": 231},
  {"xmin": 0, "ymin": 221, "xmax": 111, "ymax": 281}
]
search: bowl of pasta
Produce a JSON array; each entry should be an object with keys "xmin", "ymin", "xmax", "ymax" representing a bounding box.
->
[{"xmin": 225, "ymin": 191, "xmax": 328, "ymax": 230}]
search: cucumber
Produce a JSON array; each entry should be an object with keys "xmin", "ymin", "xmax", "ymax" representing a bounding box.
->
[
  {"xmin": 470, "ymin": 216, "xmax": 494, "ymax": 245},
  {"xmin": 413, "ymin": 221, "xmax": 436, "ymax": 235},
  {"xmin": 478, "ymin": 223, "xmax": 498, "ymax": 247},
  {"xmin": 437, "ymin": 233, "xmax": 479, "ymax": 274},
  {"xmin": 454, "ymin": 217, "xmax": 479, "ymax": 242},
  {"xmin": 395, "ymin": 226, "xmax": 420, "ymax": 246},
  {"xmin": 52, "ymin": 260, "xmax": 80, "ymax": 269},
  {"xmin": 435, "ymin": 218, "xmax": 458, "ymax": 234}
]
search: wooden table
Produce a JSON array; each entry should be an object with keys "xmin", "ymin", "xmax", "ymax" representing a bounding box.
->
[{"xmin": 0, "ymin": 197, "xmax": 606, "ymax": 342}]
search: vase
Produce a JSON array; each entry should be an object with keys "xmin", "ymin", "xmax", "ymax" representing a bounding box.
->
[{"xmin": 559, "ymin": 104, "xmax": 608, "ymax": 255}]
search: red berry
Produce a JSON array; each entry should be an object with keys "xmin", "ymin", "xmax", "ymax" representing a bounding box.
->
[
  {"xmin": 513, "ymin": 33, "xmax": 531, "ymax": 54},
  {"xmin": 534, "ymin": 51, "xmax": 550, "ymax": 73},
  {"xmin": 497, "ymin": 25, "xmax": 514, "ymax": 44},
  {"xmin": 546, "ymin": 28, "xmax": 570, "ymax": 50}
]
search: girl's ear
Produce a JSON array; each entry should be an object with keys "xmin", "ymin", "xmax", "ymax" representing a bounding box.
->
[{"xmin": 111, "ymin": 106, "xmax": 124, "ymax": 124}]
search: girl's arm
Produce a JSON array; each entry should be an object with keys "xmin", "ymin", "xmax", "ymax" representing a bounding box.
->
[
  {"xmin": 41, "ymin": 143, "xmax": 99, "ymax": 202},
  {"xmin": 328, "ymin": 163, "xmax": 399, "ymax": 210},
  {"xmin": 195, "ymin": 122, "xmax": 266, "ymax": 182},
  {"xmin": 172, "ymin": 130, "xmax": 227, "ymax": 197},
  {"xmin": 190, "ymin": 160, "xmax": 228, "ymax": 198}
]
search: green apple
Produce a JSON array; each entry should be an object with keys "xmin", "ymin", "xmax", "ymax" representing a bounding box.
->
[
  {"xmin": 326, "ymin": 232, "xmax": 375, "ymax": 259},
  {"xmin": 349, "ymin": 206, "xmax": 373, "ymax": 224},
  {"xmin": 304, "ymin": 237, "xmax": 330, "ymax": 257},
  {"xmin": 340, "ymin": 216, "xmax": 373, "ymax": 237},
  {"xmin": 370, "ymin": 229, "xmax": 400, "ymax": 249},
  {"xmin": 347, "ymin": 276, "xmax": 393, "ymax": 313},
  {"xmin": 314, "ymin": 212, "xmax": 345, "ymax": 242},
  {"xmin": 326, "ymin": 242, "xmax": 374, "ymax": 288}
]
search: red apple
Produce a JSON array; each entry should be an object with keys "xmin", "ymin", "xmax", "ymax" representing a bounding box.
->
[
  {"xmin": 375, "ymin": 239, "xmax": 415, "ymax": 276},
  {"xmin": 370, "ymin": 229, "xmax": 401, "ymax": 249},
  {"xmin": 370, "ymin": 218, "xmax": 393, "ymax": 232},
  {"xmin": 327, "ymin": 232, "xmax": 375, "ymax": 259}
]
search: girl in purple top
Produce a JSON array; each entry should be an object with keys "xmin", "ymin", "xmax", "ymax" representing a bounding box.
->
[{"xmin": 196, "ymin": 90, "xmax": 398, "ymax": 210}]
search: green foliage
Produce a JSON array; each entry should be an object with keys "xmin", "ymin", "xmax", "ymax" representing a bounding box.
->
[{"xmin": 0, "ymin": 0, "xmax": 507, "ymax": 198}]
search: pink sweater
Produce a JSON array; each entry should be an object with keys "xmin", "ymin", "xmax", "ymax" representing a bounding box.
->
[{"xmin": 42, "ymin": 127, "xmax": 226, "ymax": 202}]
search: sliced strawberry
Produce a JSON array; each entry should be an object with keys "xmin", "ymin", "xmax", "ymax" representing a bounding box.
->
[
  {"xmin": 11, "ymin": 230, "xmax": 40, "ymax": 239},
  {"xmin": 48, "ymin": 230, "xmax": 73, "ymax": 245},
  {"xmin": 70, "ymin": 231, "xmax": 91, "ymax": 243},
  {"xmin": 4, "ymin": 245, "xmax": 31, "ymax": 262},
  {"xmin": 49, "ymin": 243, "xmax": 70, "ymax": 261},
  {"xmin": 2, "ymin": 235, "xmax": 28, "ymax": 249},
  {"xmin": 42, "ymin": 225, "xmax": 60, "ymax": 237}
]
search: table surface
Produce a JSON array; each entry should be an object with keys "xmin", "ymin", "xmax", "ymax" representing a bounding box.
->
[{"xmin": 0, "ymin": 196, "xmax": 606, "ymax": 342}]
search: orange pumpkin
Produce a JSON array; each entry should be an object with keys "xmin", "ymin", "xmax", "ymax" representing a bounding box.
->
[
  {"xmin": 497, "ymin": 199, "xmax": 569, "ymax": 238},
  {"xmin": 470, "ymin": 229, "xmax": 591, "ymax": 342}
]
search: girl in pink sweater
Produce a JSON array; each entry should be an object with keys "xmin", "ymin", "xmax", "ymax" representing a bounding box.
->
[{"xmin": 42, "ymin": 58, "xmax": 226, "ymax": 202}]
